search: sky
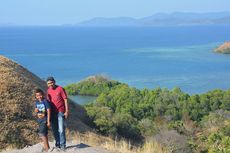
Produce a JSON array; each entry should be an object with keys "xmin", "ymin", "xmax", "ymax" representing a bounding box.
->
[{"xmin": 0, "ymin": 0, "xmax": 230, "ymax": 26}]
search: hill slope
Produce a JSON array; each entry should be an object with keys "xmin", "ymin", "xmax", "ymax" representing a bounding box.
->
[{"xmin": 78, "ymin": 12, "xmax": 230, "ymax": 27}]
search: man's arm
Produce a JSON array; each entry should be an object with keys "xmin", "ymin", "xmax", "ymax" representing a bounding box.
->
[
  {"xmin": 47, "ymin": 108, "xmax": 51, "ymax": 127},
  {"xmin": 60, "ymin": 87, "xmax": 69, "ymax": 118},
  {"xmin": 64, "ymin": 99, "xmax": 69, "ymax": 118}
]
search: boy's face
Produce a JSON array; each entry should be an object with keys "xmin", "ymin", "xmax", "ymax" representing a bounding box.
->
[
  {"xmin": 35, "ymin": 92, "xmax": 44, "ymax": 101},
  {"xmin": 47, "ymin": 80, "xmax": 55, "ymax": 88}
]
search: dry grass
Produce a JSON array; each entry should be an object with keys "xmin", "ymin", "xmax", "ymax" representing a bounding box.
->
[
  {"xmin": 138, "ymin": 141, "xmax": 168, "ymax": 153},
  {"xmin": 0, "ymin": 55, "xmax": 45, "ymax": 150},
  {"xmin": 67, "ymin": 131, "xmax": 169, "ymax": 153}
]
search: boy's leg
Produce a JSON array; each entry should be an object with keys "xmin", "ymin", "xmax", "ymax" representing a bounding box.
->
[
  {"xmin": 51, "ymin": 114, "xmax": 60, "ymax": 148},
  {"xmin": 58, "ymin": 112, "xmax": 66, "ymax": 149},
  {"xmin": 41, "ymin": 136, "xmax": 50, "ymax": 152},
  {"xmin": 38, "ymin": 119, "xmax": 50, "ymax": 151}
]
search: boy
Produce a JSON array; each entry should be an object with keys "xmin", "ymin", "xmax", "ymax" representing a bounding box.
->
[{"xmin": 34, "ymin": 88, "xmax": 51, "ymax": 152}]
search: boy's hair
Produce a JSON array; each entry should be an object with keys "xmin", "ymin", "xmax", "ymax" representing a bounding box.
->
[{"xmin": 35, "ymin": 88, "xmax": 44, "ymax": 95}]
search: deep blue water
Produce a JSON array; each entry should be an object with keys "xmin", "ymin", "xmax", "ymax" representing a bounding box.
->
[{"xmin": 1, "ymin": 26, "xmax": 230, "ymax": 94}]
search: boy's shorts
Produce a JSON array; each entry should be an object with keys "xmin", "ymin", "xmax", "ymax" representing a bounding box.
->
[{"xmin": 37, "ymin": 119, "xmax": 48, "ymax": 136}]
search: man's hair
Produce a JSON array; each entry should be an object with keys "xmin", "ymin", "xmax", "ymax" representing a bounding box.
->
[
  {"xmin": 46, "ymin": 76, "xmax": 55, "ymax": 82},
  {"xmin": 35, "ymin": 88, "xmax": 44, "ymax": 95}
]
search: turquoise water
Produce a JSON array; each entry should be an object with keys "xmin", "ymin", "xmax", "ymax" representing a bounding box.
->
[
  {"xmin": 1, "ymin": 26, "xmax": 230, "ymax": 94},
  {"xmin": 69, "ymin": 95, "xmax": 97, "ymax": 105}
]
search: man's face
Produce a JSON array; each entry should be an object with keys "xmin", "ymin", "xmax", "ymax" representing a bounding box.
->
[{"xmin": 47, "ymin": 80, "xmax": 55, "ymax": 88}]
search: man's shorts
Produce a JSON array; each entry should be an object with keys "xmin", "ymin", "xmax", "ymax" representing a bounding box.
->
[{"xmin": 37, "ymin": 119, "xmax": 48, "ymax": 136}]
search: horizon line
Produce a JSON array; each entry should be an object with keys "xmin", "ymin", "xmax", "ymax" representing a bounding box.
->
[{"xmin": 1, "ymin": 11, "xmax": 230, "ymax": 27}]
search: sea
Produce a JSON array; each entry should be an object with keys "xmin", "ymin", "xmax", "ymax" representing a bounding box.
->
[{"xmin": 1, "ymin": 25, "xmax": 230, "ymax": 94}]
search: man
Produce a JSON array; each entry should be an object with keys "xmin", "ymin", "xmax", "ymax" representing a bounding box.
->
[{"xmin": 46, "ymin": 76, "xmax": 69, "ymax": 150}]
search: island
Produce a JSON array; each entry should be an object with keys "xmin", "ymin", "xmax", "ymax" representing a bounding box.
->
[
  {"xmin": 215, "ymin": 41, "xmax": 230, "ymax": 54},
  {"xmin": 64, "ymin": 75, "xmax": 121, "ymax": 96}
]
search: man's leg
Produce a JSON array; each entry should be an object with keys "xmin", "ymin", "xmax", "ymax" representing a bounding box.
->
[
  {"xmin": 58, "ymin": 112, "xmax": 66, "ymax": 149},
  {"xmin": 51, "ymin": 114, "xmax": 60, "ymax": 148}
]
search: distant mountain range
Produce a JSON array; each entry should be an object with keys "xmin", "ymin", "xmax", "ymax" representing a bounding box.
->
[{"xmin": 77, "ymin": 12, "xmax": 230, "ymax": 27}]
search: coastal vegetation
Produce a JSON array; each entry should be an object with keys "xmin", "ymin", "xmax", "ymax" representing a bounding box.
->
[
  {"xmin": 65, "ymin": 75, "xmax": 121, "ymax": 96},
  {"xmin": 66, "ymin": 77, "xmax": 230, "ymax": 152}
]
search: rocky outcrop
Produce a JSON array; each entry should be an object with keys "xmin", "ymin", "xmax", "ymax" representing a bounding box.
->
[{"xmin": 215, "ymin": 42, "xmax": 230, "ymax": 54}]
